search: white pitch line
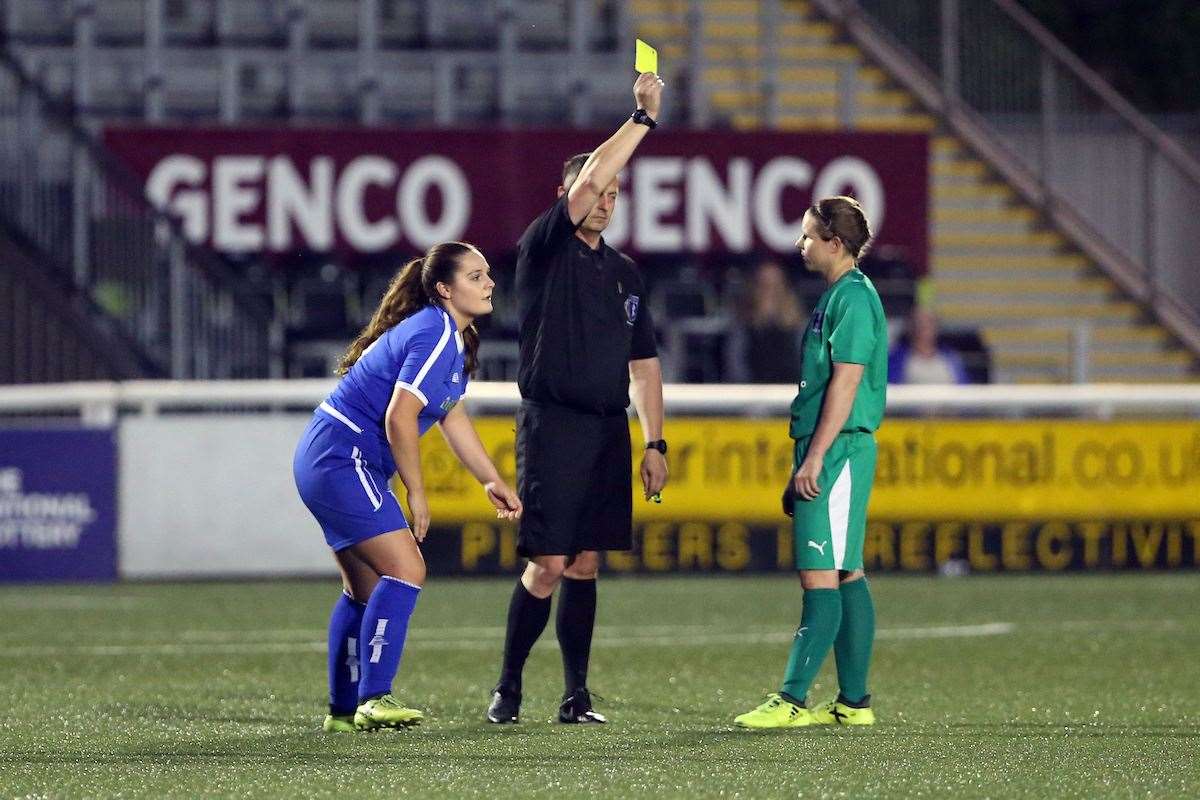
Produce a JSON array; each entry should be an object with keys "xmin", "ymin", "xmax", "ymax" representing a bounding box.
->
[
  {"xmin": 0, "ymin": 622, "xmax": 1015, "ymax": 658},
  {"xmin": 0, "ymin": 595, "xmax": 149, "ymax": 610}
]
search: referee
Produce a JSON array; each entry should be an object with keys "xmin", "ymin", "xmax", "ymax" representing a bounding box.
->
[{"xmin": 487, "ymin": 71, "xmax": 668, "ymax": 724}]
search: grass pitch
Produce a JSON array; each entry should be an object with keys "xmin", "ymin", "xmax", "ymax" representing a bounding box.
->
[{"xmin": 1, "ymin": 574, "xmax": 1197, "ymax": 798}]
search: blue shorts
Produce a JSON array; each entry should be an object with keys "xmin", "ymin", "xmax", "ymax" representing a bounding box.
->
[{"xmin": 293, "ymin": 415, "xmax": 409, "ymax": 552}]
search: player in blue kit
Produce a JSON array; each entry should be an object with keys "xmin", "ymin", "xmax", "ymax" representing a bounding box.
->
[{"xmin": 293, "ymin": 241, "xmax": 522, "ymax": 732}]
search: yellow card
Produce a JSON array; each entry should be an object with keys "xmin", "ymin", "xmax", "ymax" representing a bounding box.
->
[{"xmin": 635, "ymin": 38, "xmax": 658, "ymax": 75}]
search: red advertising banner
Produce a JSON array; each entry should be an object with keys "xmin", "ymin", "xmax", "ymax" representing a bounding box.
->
[{"xmin": 103, "ymin": 127, "xmax": 928, "ymax": 267}]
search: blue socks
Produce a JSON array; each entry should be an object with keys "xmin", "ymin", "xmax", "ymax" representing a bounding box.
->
[
  {"xmin": 357, "ymin": 575, "xmax": 421, "ymax": 702},
  {"xmin": 327, "ymin": 591, "xmax": 366, "ymax": 716}
]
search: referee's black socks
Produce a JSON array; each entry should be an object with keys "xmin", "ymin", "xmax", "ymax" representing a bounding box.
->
[
  {"xmin": 499, "ymin": 580, "xmax": 552, "ymax": 693},
  {"xmin": 557, "ymin": 576, "xmax": 597, "ymax": 695}
]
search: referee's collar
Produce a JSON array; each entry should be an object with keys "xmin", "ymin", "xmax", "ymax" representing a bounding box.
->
[{"xmin": 573, "ymin": 231, "xmax": 608, "ymax": 253}]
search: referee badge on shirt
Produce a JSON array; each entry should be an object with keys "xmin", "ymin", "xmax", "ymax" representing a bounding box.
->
[
  {"xmin": 624, "ymin": 294, "xmax": 640, "ymax": 326},
  {"xmin": 810, "ymin": 310, "xmax": 825, "ymax": 333}
]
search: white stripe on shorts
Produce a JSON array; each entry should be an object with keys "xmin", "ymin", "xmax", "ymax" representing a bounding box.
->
[
  {"xmin": 351, "ymin": 446, "xmax": 382, "ymax": 511},
  {"xmin": 828, "ymin": 460, "xmax": 852, "ymax": 570}
]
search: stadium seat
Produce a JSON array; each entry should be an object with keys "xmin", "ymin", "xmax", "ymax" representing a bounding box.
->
[
  {"xmin": 216, "ymin": 0, "xmax": 286, "ymax": 47},
  {"xmin": 308, "ymin": 0, "xmax": 362, "ymax": 49}
]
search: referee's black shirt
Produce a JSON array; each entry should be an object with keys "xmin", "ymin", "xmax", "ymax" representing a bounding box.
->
[{"xmin": 515, "ymin": 195, "xmax": 658, "ymax": 416}]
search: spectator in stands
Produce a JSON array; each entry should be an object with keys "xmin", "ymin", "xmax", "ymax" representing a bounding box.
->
[
  {"xmin": 887, "ymin": 306, "xmax": 969, "ymax": 384},
  {"xmin": 733, "ymin": 260, "xmax": 807, "ymax": 383}
]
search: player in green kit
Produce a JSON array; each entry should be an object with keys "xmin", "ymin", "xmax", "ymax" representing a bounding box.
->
[{"xmin": 735, "ymin": 196, "xmax": 887, "ymax": 729}]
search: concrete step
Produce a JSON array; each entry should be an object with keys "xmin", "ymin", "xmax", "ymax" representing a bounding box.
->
[
  {"xmin": 700, "ymin": 21, "xmax": 837, "ymax": 45},
  {"xmin": 776, "ymin": 90, "xmax": 840, "ymax": 109},
  {"xmin": 932, "ymin": 193, "xmax": 1024, "ymax": 213},
  {"xmin": 939, "ymin": 290, "xmax": 1118, "ymax": 307},
  {"xmin": 931, "ymin": 160, "xmax": 989, "ymax": 179},
  {"xmin": 932, "ymin": 254, "xmax": 1089, "ymax": 272},
  {"xmin": 762, "ymin": 113, "xmax": 839, "ymax": 130},
  {"xmin": 629, "ymin": 0, "xmax": 679, "ymax": 12},
  {"xmin": 934, "ymin": 249, "xmax": 1070, "ymax": 262},
  {"xmin": 982, "ymin": 326, "xmax": 1171, "ymax": 353},
  {"xmin": 938, "ymin": 301, "xmax": 1143, "ymax": 324},
  {"xmin": 726, "ymin": 111, "xmax": 844, "ymax": 130},
  {"xmin": 710, "ymin": 90, "xmax": 766, "ymax": 109},
  {"xmin": 991, "ymin": 351, "xmax": 1191, "ymax": 369},
  {"xmin": 702, "ymin": 21, "xmax": 764, "ymax": 39},
  {"xmin": 936, "ymin": 277, "xmax": 1114, "ymax": 296},
  {"xmin": 699, "ymin": 0, "xmax": 764, "ymax": 13},
  {"xmin": 932, "ymin": 136, "xmax": 963, "ymax": 157},
  {"xmin": 935, "ymin": 268, "xmax": 1091, "ymax": 283},
  {"xmin": 933, "ymin": 183, "xmax": 1017, "ymax": 203},
  {"xmin": 1088, "ymin": 363, "xmax": 1197, "ymax": 380},
  {"xmin": 779, "ymin": 42, "xmax": 859, "ymax": 60},
  {"xmin": 1002, "ymin": 371, "xmax": 1197, "ymax": 384},
  {"xmin": 932, "ymin": 231, "xmax": 1066, "ymax": 250},
  {"xmin": 933, "ymin": 219, "xmax": 1041, "ymax": 236},
  {"xmin": 986, "ymin": 341, "xmax": 1172, "ymax": 358},
  {"xmin": 855, "ymin": 90, "xmax": 914, "ymax": 110},
  {"xmin": 933, "ymin": 207, "xmax": 1039, "ymax": 225},
  {"xmin": 633, "ymin": 24, "xmax": 688, "ymax": 45},
  {"xmin": 713, "ymin": 93, "xmax": 840, "ymax": 112},
  {"xmin": 777, "ymin": 21, "xmax": 837, "ymax": 40},
  {"xmin": 994, "ymin": 351, "xmax": 1194, "ymax": 380},
  {"xmin": 658, "ymin": 43, "xmax": 690, "ymax": 61},
  {"xmin": 703, "ymin": 65, "xmax": 839, "ymax": 84},
  {"xmin": 854, "ymin": 114, "xmax": 936, "ymax": 131},
  {"xmin": 858, "ymin": 66, "xmax": 888, "ymax": 86}
]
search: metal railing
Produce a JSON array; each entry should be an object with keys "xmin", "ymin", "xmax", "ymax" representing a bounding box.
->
[
  {"xmin": 833, "ymin": 0, "xmax": 1200, "ymax": 354},
  {"xmin": 0, "ymin": 233, "xmax": 146, "ymax": 383},
  {"xmin": 0, "ymin": 48, "xmax": 281, "ymax": 379},
  {"xmin": 3, "ymin": 380, "xmax": 1199, "ymax": 425}
]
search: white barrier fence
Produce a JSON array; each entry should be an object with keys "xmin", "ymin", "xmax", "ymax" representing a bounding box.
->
[
  {"xmin": 1, "ymin": 380, "xmax": 1199, "ymax": 421},
  {"xmin": 1, "ymin": 381, "xmax": 1197, "ymax": 579}
]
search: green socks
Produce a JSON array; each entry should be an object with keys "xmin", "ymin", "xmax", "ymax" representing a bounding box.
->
[
  {"xmin": 834, "ymin": 577, "xmax": 875, "ymax": 704},
  {"xmin": 778, "ymin": 580, "xmax": 876, "ymax": 706},
  {"xmin": 780, "ymin": 588, "xmax": 842, "ymax": 704}
]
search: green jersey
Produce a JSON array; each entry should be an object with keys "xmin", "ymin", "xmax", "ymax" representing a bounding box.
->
[{"xmin": 789, "ymin": 268, "xmax": 888, "ymax": 439}]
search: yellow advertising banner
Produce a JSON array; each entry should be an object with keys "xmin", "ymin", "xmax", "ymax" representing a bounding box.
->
[{"xmin": 410, "ymin": 417, "xmax": 1200, "ymax": 522}]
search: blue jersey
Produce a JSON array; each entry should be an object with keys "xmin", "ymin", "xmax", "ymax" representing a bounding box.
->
[{"xmin": 318, "ymin": 304, "xmax": 468, "ymax": 473}]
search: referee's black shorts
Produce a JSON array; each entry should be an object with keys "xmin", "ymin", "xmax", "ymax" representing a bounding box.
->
[{"xmin": 515, "ymin": 400, "xmax": 632, "ymax": 558}]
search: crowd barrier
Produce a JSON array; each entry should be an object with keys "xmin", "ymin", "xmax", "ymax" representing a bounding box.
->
[{"xmin": 1, "ymin": 381, "xmax": 1197, "ymax": 580}]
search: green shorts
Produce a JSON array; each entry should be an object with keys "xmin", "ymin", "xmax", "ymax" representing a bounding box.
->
[{"xmin": 791, "ymin": 431, "xmax": 877, "ymax": 571}]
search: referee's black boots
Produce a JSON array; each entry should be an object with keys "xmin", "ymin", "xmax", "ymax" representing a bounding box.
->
[
  {"xmin": 558, "ymin": 688, "xmax": 607, "ymax": 724},
  {"xmin": 486, "ymin": 684, "xmax": 521, "ymax": 724}
]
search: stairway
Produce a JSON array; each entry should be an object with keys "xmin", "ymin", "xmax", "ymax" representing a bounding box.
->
[
  {"xmin": 0, "ymin": 228, "xmax": 149, "ymax": 382},
  {"xmin": 928, "ymin": 136, "xmax": 1193, "ymax": 383},
  {"xmin": 0, "ymin": 47, "xmax": 278, "ymax": 380},
  {"xmin": 629, "ymin": 0, "xmax": 1197, "ymax": 383}
]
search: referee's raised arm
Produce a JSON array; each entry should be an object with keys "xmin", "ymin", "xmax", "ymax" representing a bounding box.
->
[{"xmin": 565, "ymin": 71, "xmax": 664, "ymax": 226}]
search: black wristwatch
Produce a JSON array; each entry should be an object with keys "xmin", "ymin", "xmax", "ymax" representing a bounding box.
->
[
  {"xmin": 645, "ymin": 439, "xmax": 668, "ymax": 455},
  {"xmin": 631, "ymin": 108, "xmax": 657, "ymax": 129}
]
